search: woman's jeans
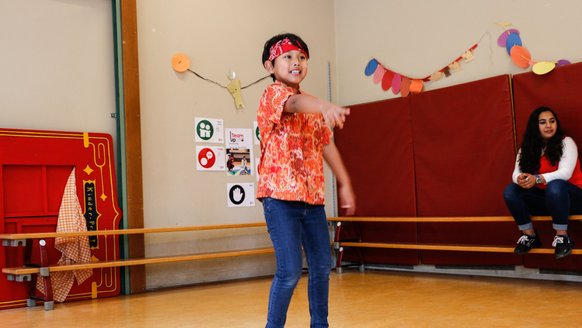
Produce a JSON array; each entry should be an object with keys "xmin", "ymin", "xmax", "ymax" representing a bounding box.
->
[
  {"xmin": 262, "ymin": 197, "xmax": 332, "ymax": 328},
  {"xmin": 503, "ymin": 179, "xmax": 582, "ymax": 231}
]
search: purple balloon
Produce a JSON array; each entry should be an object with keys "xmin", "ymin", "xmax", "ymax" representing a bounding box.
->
[
  {"xmin": 556, "ymin": 59, "xmax": 571, "ymax": 67},
  {"xmin": 505, "ymin": 33, "xmax": 522, "ymax": 55}
]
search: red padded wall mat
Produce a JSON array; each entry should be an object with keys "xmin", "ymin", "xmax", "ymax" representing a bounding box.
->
[
  {"xmin": 410, "ymin": 75, "xmax": 515, "ymax": 216},
  {"xmin": 336, "ymin": 69, "xmax": 582, "ymax": 270},
  {"xmin": 334, "ymin": 97, "xmax": 418, "ymax": 265},
  {"xmin": 410, "ymin": 75, "xmax": 518, "ymax": 266},
  {"xmin": 513, "ymin": 62, "xmax": 582, "ymax": 271}
]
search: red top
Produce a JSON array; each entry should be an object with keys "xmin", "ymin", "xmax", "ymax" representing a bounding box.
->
[
  {"xmin": 539, "ymin": 155, "xmax": 582, "ymax": 189},
  {"xmin": 256, "ymin": 82, "xmax": 331, "ymax": 205}
]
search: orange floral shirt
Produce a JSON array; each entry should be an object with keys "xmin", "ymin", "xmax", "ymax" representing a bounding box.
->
[{"xmin": 257, "ymin": 82, "xmax": 332, "ymax": 205}]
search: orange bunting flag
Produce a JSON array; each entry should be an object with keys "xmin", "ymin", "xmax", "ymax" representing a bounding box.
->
[
  {"xmin": 400, "ymin": 78, "xmax": 411, "ymax": 97},
  {"xmin": 409, "ymin": 80, "xmax": 424, "ymax": 94},
  {"xmin": 510, "ymin": 45, "xmax": 531, "ymax": 68}
]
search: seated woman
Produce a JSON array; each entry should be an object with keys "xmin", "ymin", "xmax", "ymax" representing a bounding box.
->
[{"xmin": 504, "ymin": 106, "xmax": 582, "ymax": 259}]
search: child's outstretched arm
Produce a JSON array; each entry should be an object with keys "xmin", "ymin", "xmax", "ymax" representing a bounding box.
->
[
  {"xmin": 323, "ymin": 142, "xmax": 356, "ymax": 216},
  {"xmin": 285, "ymin": 94, "xmax": 350, "ymax": 129}
]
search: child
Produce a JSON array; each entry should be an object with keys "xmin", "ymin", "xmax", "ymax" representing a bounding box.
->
[{"xmin": 257, "ymin": 33, "xmax": 356, "ymax": 328}]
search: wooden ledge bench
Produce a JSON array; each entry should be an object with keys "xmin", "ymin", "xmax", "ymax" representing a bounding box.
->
[
  {"xmin": 0, "ymin": 222, "xmax": 267, "ymax": 247},
  {"xmin": 327, "ymin": 216, "xmax": 582, "ymax": 273},
  {"xmin": 0, "ymin": 222, "xmax": 270, "ymax": 310}
]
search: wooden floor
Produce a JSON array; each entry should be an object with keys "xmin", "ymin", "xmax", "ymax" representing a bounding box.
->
[{"xmin": 3, "ymin": 270, "xmax": 582, "ymax": 327}]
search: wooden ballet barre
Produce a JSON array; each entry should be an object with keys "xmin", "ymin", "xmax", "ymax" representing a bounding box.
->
[
  {"xmin": 0, "ymin": 222, "xmax": 267, "ymax": 242},
  {"xmin": 328, "ymin": 215, "xmax": 582, "ymax": 223},
  {"xmin": 2, "ymin": 247, "xmax": 275, "ymax": 276},
  {"xmin": 329, "ymin": 216, "xmax": 582, "ymax": 273},
  {"xmin": 1, "ymin": 222, "xmax": 270, "ymax": 274},
  {"xmin": 337, "ymin": 241, "xmax": 582, "ymax": 255}
]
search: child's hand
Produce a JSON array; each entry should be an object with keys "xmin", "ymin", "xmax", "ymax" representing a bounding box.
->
[
  {"xmin": 285, "ymin": 94, "xmax": 350, "ymax": 128},
  {"xmin": 339, "ymin": 184, "xmax": 356, "ymax": 216},
  {"xmin": 322, "ymin": 103, "xmax": 350, "ymax": 129}
]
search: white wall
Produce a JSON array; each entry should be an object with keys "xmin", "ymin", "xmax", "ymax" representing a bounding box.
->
[
  {"xmin": 334, "ymin": 0, "xmax": 582, "ymax": 106},
  {"xmin": 136, "ymin": 0, "xmax": 336, "ymax": 288},
  {"xmin": 0, "ymin": 0, "xmax": 116, "ymax": 137}
]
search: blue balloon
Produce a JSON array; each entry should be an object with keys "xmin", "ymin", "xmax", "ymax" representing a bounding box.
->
[
  {"xmin": 505, "ymin": 33, "xmax": 522, "ymax": 55},
  {"xmin": 364, "ymin": 59, "xmax": 378, "ymax": 76}
]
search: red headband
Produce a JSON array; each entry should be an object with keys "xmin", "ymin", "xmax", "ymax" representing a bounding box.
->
[{"xmin": 268, "ymin": 38, "xmax": 308, "ymax": 62}]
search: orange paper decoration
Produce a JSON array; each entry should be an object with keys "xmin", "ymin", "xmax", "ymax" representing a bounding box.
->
[
  {"xmin": 409, "ymin": 80, "xmax": 424, "ymax": 93},
  {"xmin": 171, "ymin": 53, "xmax": 190, "ymax": 72},
  {"xmin": 497, "ymin": 25, "xmax": 571, "ymax": 75},
  {"xmin": 510, "ymin": 45, "xmax": 531, "ymax": 68},
  {"xmin": 400, "ymin": 77, "xmax": 411, "ymax": 97}
]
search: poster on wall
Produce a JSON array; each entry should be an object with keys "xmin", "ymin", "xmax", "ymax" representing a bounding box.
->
[
  {"xmin": 226, "ymin": 183, "xmax": 255, "ymax": 207},
  {"xmin": 225, "ymin": 128, "xmax": 253, "ymax": 176},
  {"xmin": 196, "ymin": 146, "xmax": 226, "ymax": 171},
  {"xmin": 195, "ymin": 117, "xmax": 224, "ymax": 143}
]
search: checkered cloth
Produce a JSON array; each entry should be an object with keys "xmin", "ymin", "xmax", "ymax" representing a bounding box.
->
[{"xmin": 37, "ymin": 168, "xmax": 92, "ymax": 302}]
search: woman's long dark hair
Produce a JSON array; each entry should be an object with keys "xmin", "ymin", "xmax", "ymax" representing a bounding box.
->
[{"xmin": 519, "ymin": 106, "xmax": 565, "ymax": 173}]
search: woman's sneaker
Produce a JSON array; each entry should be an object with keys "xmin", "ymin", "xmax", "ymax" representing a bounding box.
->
[
  {"xmin": 552, "ymin": 235, "xmax": 574, "ymax": 259},
  {"xmin": 514, "ymin": 234, "xmax": 541, "ymax": 254}
]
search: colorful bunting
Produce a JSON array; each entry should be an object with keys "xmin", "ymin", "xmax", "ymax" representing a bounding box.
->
[
  {"xmin": 497, "ymin": 24, "xmax": 571, "ymax": 75},
  {"xmin": 366, "ymin": 24, "xmax": 576, "ymax": 97},
  {"xmin": 365, "ymin": 44, "xmax": 478, "ymax": 97}
]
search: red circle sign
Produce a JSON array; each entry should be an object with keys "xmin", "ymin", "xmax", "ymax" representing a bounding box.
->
[{"xmin": 198, "ymin": 148, "xmax": 216, "ymax": 168}]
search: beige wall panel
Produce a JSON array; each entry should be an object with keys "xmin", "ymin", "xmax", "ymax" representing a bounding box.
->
[
  {"xmin": 335, "ymin": 0, "xmax": 582, "ymax": 105},
  {"xmin": 0, "ymin": 0, "xmax": 116, "ymax": 136},
  {"xmin": 137, "ymin": 0, "xmax": 336, "ymax": 288}
]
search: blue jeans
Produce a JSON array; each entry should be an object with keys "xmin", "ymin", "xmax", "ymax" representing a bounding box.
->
[
  {"xmin": 262, "ymin": 197, "xmax": 332, "ymax": 328},
  {"xmin": 503, "ymin": 180, "xmax": 582, "ymax": 231}
]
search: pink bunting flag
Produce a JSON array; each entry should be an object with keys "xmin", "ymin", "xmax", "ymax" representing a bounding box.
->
[
  {"xmin": 373, "ymin": 66, "xmax": 386, "ymax": 84},
  {"xmin": 391, "ymin": 73, "xmax": 402, "ymax": 95}
]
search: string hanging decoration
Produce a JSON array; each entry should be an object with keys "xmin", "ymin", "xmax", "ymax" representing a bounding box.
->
[
  {"xmin": 172, "ymin": 53, "xmax": 270, "ymax": 110},
  {"xmin": 364, "ymin": 42, "xmax": 478, "ymax": 97},
  {"xmin": 496, "ymin": 23, "xmax": 570, "ymax": 75}
]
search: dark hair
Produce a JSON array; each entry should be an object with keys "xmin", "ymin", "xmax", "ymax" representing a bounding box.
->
[
  {"xmin": 518, "ymin": 106, "xmax": 565, "ymax": 173},
  {"xmin": 261, "ymin": 33, "xmax": 309, "ymax": 81}
]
